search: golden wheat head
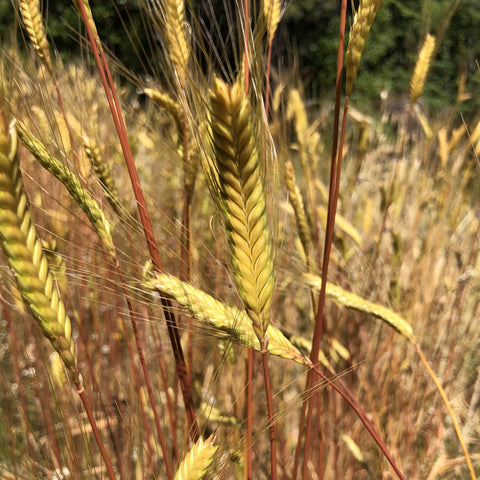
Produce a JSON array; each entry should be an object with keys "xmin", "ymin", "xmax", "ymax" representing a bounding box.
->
[
  {"xmin": 409, "ymin": 34, "xmax": 436, "ymax": 105},
  {"xmin": 208, "ymin": 77, "xmax": 274, "ymax": 341},
  {"xmin": 345, "ymin": 0, "xmax": 383, "ymax": 98},
  {"xmin": 0, "ymin": 112, "xmax": 80, "ymax": 383}
]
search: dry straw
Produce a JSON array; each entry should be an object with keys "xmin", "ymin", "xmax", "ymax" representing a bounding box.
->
[
  {"xmin": 144, "ymin": 272, "xmax": 310, "ymax": 366},
  {"xmin": 345, "ymin": 0, "xmax": 383, "ymax": 98},
  {"xmin": 19, "ymin": 0, "xmax": 53, "ymax": 74},
  {"xmin": 208, "ymin": 77, "xmax": 274, "ymax": 341},
  {"xmin": 409, "ymin": 34, "xmax": 436, "ymax": 105},
  {"xmin": 174, "ymin": 436, "xmax": 218, "ymax": 480},
  {"xmin": 0, "ymin": 113, "xmax": 80, "ymax": 383}
]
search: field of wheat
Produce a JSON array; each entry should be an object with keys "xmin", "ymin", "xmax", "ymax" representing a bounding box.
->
[{"xmin": 0, "ymin": 1, "xmax": 479, "ymax": 479}]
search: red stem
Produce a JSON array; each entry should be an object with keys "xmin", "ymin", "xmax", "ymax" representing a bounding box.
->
[{"xmin": 75, "ymin": 0, "xmax": 199, "ymax": 442}]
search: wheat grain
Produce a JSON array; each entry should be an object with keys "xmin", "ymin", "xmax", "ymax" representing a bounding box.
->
[
  {"xmin": 0, "ymin": 112, "xmax": 80, "ymax": 382},
  {"xmin": 174, "ymin": 436, "xmax": 217, "ymax": 480},
  {"xmin": 144, "ymin": 272, "xmax": 310, "ymax": 366},
  {"xmin": 208, "ymin": 77, "xmax": 274, "ymax": 341},
  {"xmin": 345, "ymin": 0, "xmax": 383, "ymax": 98},
  {"xmin": 19, "ymin": 0, "xmax": 53, "ymax": 74},
  {"xmin": 409, "ymin": 34, "xmax": 436, "ymax": 105}
]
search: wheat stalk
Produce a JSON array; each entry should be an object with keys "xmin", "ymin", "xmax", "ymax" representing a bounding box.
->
[
  {"xmin": 174, "ymin": 436, "xmax": 218, "ymax": 480},
  {"xmin": 144, "ymin": 272, "xmax": 310, "ymax": 366},
  {"xmin": 0, "ymin": 113, "xmax": 80, "ymax": 383},
  {"xmin": 345, "ymin": 0, "xmax": 383, "ymax": 98},
  {"xmin": 409, "ymin": 34, "xmax": 436, "ymax": 105},
  {"xmin": 19, "ymin": 0, "xmax": 53, "ymax": 74},
  {"xmin": 207, "ymin": 77, "xmax": 274, "ymax": 341}
]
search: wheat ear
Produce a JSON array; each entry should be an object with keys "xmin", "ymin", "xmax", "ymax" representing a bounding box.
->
[
  {"xmin": 284, "ymin": 161, "xmax": 313, "ymax": 267},
  {"xmin": 144, "ymin": 273, "xmax": 310, "ymax": 366},
  {"xmin": 174, "ymin": 436, "xmax": 218, "ymax": 480},
  {"xmin": 83, "ymin": 134, "xmax": 124, "ymax": 218},
  {"xmin": 409, "ymin": 34, "xmax": 436, "ymax": 105},
  {"xmin": 264, "ymin": 0, "xmax": 282, "ymax": 44},
  {"xmin": 19, "ymin": 0, "xmax": 53, "ymax": 74},
  {"xmin": 304, "ymin": 273, "xmax": 415, "ymax": 342},
  {"xmin": 144, "ymin": 87, "xmax": 184, "ymax": 130},
  {"xmin": 17, "ymin": 123, "xmax": 116, "ymax": 259},
  {"xmin": 0, "ymin": 113, "xmax": 79, "ymax": 383},
  {"xmin": 163, "ymin": 0, "xmax": 190, "ymax": 83},
  {"xmin": 345, "ymin": 0, "xmax": 383, "ymax": 98},
  {"xmin": 208, "ymin": 77, "xmax": 274, "ymax": 341}
]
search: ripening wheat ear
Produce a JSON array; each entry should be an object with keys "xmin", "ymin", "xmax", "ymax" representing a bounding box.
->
[
  {"xmin": 264, "ymin": 0, "xmax": 282, "ymax": 44},
  {"xmin": 409, "ymin": 34, "xmax": 436, "ymax": 105},
  {"xmin": 0, "ymin": 113, "xmax": 80, "ymax": 384},
  {"xmin": 208, "ymin": 77, "xmax": 274, "ymax": 341},
  {"xmin": 19, "ymin": 0, "xmax": 54, "ymax": 74},
  {"xmin": 174, "ymin": 436, "xmax": 218, "ymax": 480},
  {"xmin": 162, "ymin": 0, "xmax": 190, "ymax": 83},
  {"xmin": 345, "ymin": 0, "xmax": 383, "ymax": 98}
]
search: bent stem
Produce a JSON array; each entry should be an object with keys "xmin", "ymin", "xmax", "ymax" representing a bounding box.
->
[{"xmin": 75, "ymin": 0, "xmax": 199, "ymax": 441}]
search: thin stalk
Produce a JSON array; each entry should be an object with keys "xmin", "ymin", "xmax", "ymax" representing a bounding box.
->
[
  {"xmin": 75, "ymin": 0, "xmax": 199, "ymax": 441},
  {"xmin": 76, "ymin": 382, "xmax": 117, "ymax": 480},
  {"xmin": 261, "ymin": 341, "xmax": 277, "ymax": 480},
  {"xmin": 296, "ymin": 1, "xmax": 348, "ymax": 477}
]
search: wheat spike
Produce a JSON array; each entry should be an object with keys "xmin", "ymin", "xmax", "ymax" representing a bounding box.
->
[
  {"xmin": 144, "ymin": 87, "xmax": 184, "ymax": 129},
  {"xmin": 174, "ymin": 436, "xmax": 217, "ymax": 480},
  {"xmin": 264, "ymin": 0, "xmax": 282, "ymax": 44},
  {"xmin": 163, "ymin": 0, "xmax": 190, "ymax": 83},
  {"xmin": 208, "ymin": 77, "xmax": 274, "ymax": 340},
  {"xmin": 144, "ymin": 272, "xmax": 310, "ymax": 366},
  {"xmin": 284, "ymin": 161, "xmax": 313, "ymax": 267},
  {"xmin": 304, "ymin": 273, "xmax": 415, "ymax": 342},
  {"xmin": 409, "ymin": 34, "xmax": 436, "ymax": 105},
  {"xmin": 345, "ymin": 0, "xmax": 383, "ymax": 98},
  {"xmin": 19, "ymin": 0, "xmax": 54, "ymax": 74},
  {"xmin": 0, "ymin": 113, "xmax": 80, "ymax": 382},
  {"xmin": 17, "ymin": 123, "xmax": 116, "ymax": 259}
]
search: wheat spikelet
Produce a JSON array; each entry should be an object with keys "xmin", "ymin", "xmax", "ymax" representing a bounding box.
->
[
  {"xmin": 345, "ymin": 0, "xmax": 383, "ymax": 98},
  {"xmin": 163, "ymin": 0, "xmax": 190, "ymax": 83},
  {"xmin": 264, "ymin": 0, "xmax": 282, "ymax": 44},
  {"xmin": 304, "ymin": 273, "xmax": 415, "ymax": 342},
  {"xmin": 16, "ymin": 123, "xmax": 116, "ymax": 259},
  {"xmin": 0, "ymin": 113, "xmax": 80, "ymax": 382},
  {"xmin": 144, "ymin": 273, "xmax": 310, "ymax": 366},
  {"xmin": 174, "ymin": 436, "xmax": 217, "ymax": 480},
  {"xmin": 19, "ymin": 0, "xmax": 54, "ymax": 74},
  {"xmin": 207, "ymin": 77, "xmax": 275, "ymax": 341},
  {"xmin": 409, "ymin": 34, "xmax": 436, "ymax": 105}
]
